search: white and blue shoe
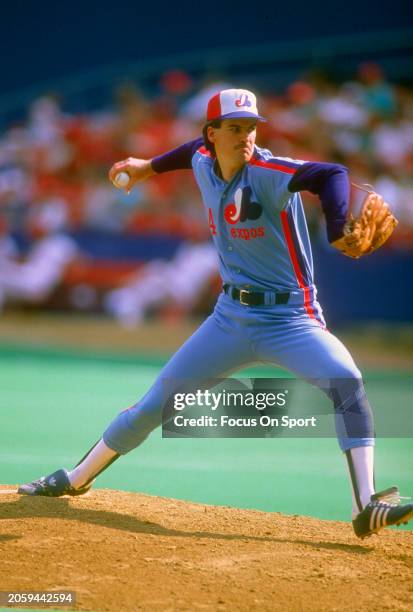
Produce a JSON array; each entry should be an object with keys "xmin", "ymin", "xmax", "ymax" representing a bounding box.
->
[
  {"xmin": 18, "ymin": 469, "xmax": 92, "ymax": 497},
  {"xmin": 352, "ymin": 486, "xmax": 413, "ymax": 538}
]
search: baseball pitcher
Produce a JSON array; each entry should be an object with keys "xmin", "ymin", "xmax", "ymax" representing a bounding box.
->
[{"xmin": 18, "ymin": 88, "xmax": 409, "ymax": 539}]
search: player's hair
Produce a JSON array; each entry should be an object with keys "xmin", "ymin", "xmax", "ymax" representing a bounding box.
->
[{"xmin": 202, "ymin": 119, "xmax": 222, "ymax": 155}]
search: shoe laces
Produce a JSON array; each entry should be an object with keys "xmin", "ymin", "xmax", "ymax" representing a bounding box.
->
[
  {"xmin": 31, "ymin": 477, "xmax": 48, "ymax": 491},
  {"xmin": 375, "ymin": 489, "xmax": 410, "ymax": 506}
]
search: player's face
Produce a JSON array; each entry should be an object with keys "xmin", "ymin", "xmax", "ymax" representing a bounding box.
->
[{"xmin": 208, "ymin": 119, "xmax": 257, "ymax": 168}]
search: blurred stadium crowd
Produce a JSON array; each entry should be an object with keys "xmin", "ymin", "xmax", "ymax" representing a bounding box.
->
[{"xmin": 0, "ymin": 63, "xmax": 412, "ymax": 324}]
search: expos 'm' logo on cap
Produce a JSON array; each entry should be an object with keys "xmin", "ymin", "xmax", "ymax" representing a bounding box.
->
[
  {"xmin": 206, "ymin": 89, "xmax": 266, "ymax": 122},
  {"xmin": 224, "ymin": 186, "xmax": 262, "ymax": 225}
]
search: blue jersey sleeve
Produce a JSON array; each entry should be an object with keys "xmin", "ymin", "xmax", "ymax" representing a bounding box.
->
[
  {"xmin": 288, "ymin": 162, "xmax": 349, "ymax": 242},
  {"xmin": 151, "ymin": 138, "xmax": 204, "ymax": 173}
]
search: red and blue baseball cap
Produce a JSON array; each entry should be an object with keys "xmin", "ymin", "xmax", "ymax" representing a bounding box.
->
[{"xmin": 206, "ymin": 88, "xmax": 266, "ymax": 122}]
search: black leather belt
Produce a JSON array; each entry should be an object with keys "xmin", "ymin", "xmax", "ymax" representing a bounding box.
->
[{"xmin": 223, "ymin": 284, "xmax": 290, "ymax": 306}]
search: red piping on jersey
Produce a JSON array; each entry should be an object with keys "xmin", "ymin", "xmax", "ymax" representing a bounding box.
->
[
  {"xmin": 197, "ymin": 145, "xmax": 212, "ymax": 157},
  {"xmin": 280, "ymin": 210, "xmax": 317, "ymax": 321},
  {"xmin": 249, "ymin": 158, "xmax": 296, "ymax": 174}
]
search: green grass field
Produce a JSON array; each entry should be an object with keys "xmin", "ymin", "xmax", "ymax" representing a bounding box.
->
[{"xmin": 1, "ymin": 345, "xmax": 412, "ymax": 526}]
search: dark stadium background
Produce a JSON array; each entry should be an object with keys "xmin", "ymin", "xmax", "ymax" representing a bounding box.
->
[{"xmin": 0, "ymin": 0, "xmax": 411, "ymax": 96}]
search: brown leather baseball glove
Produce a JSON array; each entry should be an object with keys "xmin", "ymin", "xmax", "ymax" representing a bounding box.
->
[{"xmin": 331, "ymin": 185, "xmax": 398, "ymax": 259}]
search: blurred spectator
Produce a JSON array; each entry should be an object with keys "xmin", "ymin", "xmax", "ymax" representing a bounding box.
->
[
  {"xmin": 0, "ymin": 219, "xmax": 18, "ymax": 260},
  {"xmin": 369, "ymin": 114, "xmax": 413, "ymax": 170},
  {"xmin": 0, "ymin": 200, "xmax": 79, "ymax": 310},
  {"xmin": 160, "ymin": 69, "xmax": 193, "ymax": 97},
  {"xmin": 357, "ymin": 62, "xmax": 398, "ymax": 119},
  {"xmin": 180, "ymin": 78, "xmax": 234, "ymax": 122},
  {"xmin": 0, "ymin": 218, "xmax": 19, "ymax": 310},
  {"xmin": 105, "ymin": 241, "xmax": 218, "ymax": 327}
]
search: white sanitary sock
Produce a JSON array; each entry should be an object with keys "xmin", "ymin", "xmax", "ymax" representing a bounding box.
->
[
  {"xmin": 345, "ymin": 446, "xmax": 375, "ymax": 518},
  {"xmin": 68, "ymin": 439, "xmax": 118, "ymax": 489}
]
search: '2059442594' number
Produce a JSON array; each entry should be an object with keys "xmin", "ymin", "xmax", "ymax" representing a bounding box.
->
[{"xmin": 1, "ymin": 591, "xmax": 75, "ymax": 605}]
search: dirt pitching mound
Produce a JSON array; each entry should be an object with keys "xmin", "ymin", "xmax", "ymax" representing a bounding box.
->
[{"xmin": 1, "ymin": 486, "xmax": 412, "ymax": 612}]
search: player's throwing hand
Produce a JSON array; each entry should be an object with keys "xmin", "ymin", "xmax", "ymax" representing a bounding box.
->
[{"xmin": 108, "ymin": 157, "xmax": 155, "ymax": 193}]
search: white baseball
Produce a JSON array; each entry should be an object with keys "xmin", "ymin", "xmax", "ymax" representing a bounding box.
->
[{"xmin": 113, "ymin": 171, "xmax": 130, "ymax": 188}]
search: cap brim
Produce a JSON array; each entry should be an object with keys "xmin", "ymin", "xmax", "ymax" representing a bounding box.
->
[{"xmin": 217, "ymin": 111, "xmax": 266, "ymax": 122}]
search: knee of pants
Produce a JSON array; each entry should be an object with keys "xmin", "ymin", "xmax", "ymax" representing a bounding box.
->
[
  {"xmin": 315, "ymin": 362, "xmax": 364, "ymax": 411},
  {"xmin": 327, "ymin": 361, "xmax": 362, "ymax": 381},
  {"xmin": 327, "ymin": 374, "xmax": 366, "ymax": 412},
  {"xmin": 330, "ymin": 377, "xmax": 375, "ymax": 447},
  {"xmin": 103, "ymin": 404, "xmax": 162, "ymax": 455}
]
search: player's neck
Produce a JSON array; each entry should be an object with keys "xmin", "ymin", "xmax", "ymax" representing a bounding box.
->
[{"xmin": 215, "ymin": 158, "xmax": 245, "ymax": 182}]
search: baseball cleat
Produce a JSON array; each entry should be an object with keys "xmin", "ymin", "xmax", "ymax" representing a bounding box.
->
[
  {"xmin": 18, "ymin": 468, "xmax": 93, "ymax": 497},
  {"xmin": 352, "ymin": 486, "xmax": 413, "ymax": 539}
]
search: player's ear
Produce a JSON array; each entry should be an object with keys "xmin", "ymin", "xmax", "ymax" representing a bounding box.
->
[{"xmin": 207, "ymin": 125, "xmax": 217, "ymax": 143}]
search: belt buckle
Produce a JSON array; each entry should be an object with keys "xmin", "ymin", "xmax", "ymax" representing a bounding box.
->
[{"xmin": 239, "ymin": 289, "xmax": 250, "ymax": 305}]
